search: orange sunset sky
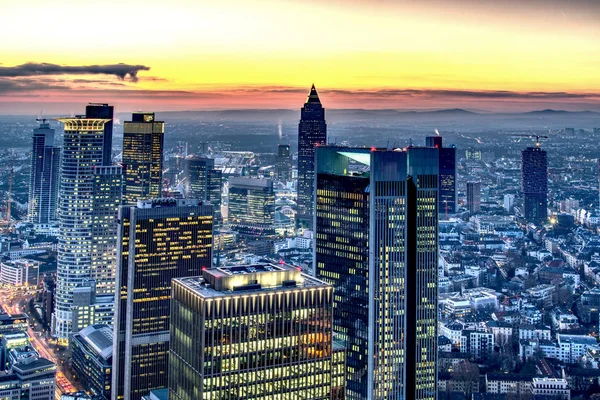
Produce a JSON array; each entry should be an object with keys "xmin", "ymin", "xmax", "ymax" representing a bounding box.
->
[{"xmin": 1, "ymin": 0, "xmax": 599, "ymax": 113}]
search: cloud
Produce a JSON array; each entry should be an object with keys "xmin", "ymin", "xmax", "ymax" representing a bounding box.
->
[{"xmin": 0, "ymin": 62, "xmax": 150, "ymax": 82}]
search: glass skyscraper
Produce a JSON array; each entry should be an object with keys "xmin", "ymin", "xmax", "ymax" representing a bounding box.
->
[
  {"xmin": 276, "ymin": 144, "xmax": 292, "ymax": 182},
  {"xmin": 426, "ymin": 136, "xmax": 457, "ymax": 215},
  {"xmin": 122, "ymin": 112, "xmax": 165, "ymax": 204},
  {"xmin": 169, "ymin": 263, "xmax": 346, "ymax": 400},
  {"xmin": 522, "ymin": 146, "xmax": 548, "ymax": 223},
  {"xmin": 228, "ymin": 177, "xmax": 275, "ymax": 236},
  {"xmin": 184, "ymin": 155, "xmax": 222, "ymax": 224},
  {"xmin": 112, "ymin": 199, "xmax": 213, "ymax": 400},
  {"xmin": 53, "ymin": 117, "xmax": 111, "ymax": 343},
  {"xmin": 467, "ymin": 181, "xmax": 481, "ymax": 214},
  {"xmin": 90, "ymin": 165, "xmax": 122, "ymax": 296},
  {"xmin": 315, "ymin": 146, "xmax": 438, "ymax": 400},
  {"xmin": 297, "ymin": 84, "xmax": 327, "ymax": 228},
  {"xmin": 85, "ymin": 103, "xmax": 114, "ymax": 165},
  {"xmin": 28, "ymin": 120, "xmax": 60, "ymax": 225}
]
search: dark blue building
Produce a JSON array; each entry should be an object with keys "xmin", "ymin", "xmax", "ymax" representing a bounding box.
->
[
  {"xmin": 71, "ymin": 324, "xmax": 113, "ymax": 400},
  {"xmin": 86, "ymin": 103, "xmax": 114, "ymax": 165},
  {"xmin": 297, "ymin": 84, "xmax": 327, "ymax": 228},
  {"xmin": 426, "ymin": 135, "xmax": 457, "ymax": 215},
  {"xmin": 521, "ymin": 146, "xmax": 548, "ymax": 222}
]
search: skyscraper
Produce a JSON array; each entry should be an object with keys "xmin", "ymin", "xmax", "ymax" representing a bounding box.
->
[
  {"xmin": 112, "ymin": 199, "xmax": 213, "ymax": 400},
  {"xmin": 86, "ymin": 103, "xmax": 114, "ymax": 165},
  {"xmin": 53, "ymin": 117, "xmax": 111, "ymax": 343},
  {"xmin": 522, "ymin": 146, "xmax": 548, "ymax": 222},
  {"xmin": 426, "ymin": 135, "xmax": 457, "ymax": 215},
  {"xmin": 228, "ymin": 177, "xmax": 275, "ymax": 236},
  {"xmin": 297, "ymin": 84, "xmax": 327, "ymax": 228},
  {"xmin": 169, "ymin": 263, "xmax": 346, "ymax": 400},
  {"xmin": 122, "ymin": 112, "xmax": 165, "ymax": 203},
  {"xmin": 90, "ymin": 165, "xmax": 122, "ymax": 296},
  {"xmin": 467, "ymin": 181, "xmax": 481, "ymax": 214},
  {"xmin": 276, "ymin": 143, "xmax": 292, "ymax": 182},
  {"xmin": 28, "ymin": 120, "xmax": 60, "ymax": 225},
  {"xmin": 315, "ymin": 146, "xmax": 438, "ymax": 400},
  {"xmin": 183, "ymin": 155, "xmax": 222, "ymax": 224}
]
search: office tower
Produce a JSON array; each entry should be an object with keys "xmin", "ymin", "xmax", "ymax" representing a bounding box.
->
[
  {"xmin": 72, "ymin": 324, "xmax": 113, "ymax": 400},
  {"xmin": 28, "ymin": 120, "xmax": 60, "ymax": 224},
  {"xmin": 297, "ymin": 84, "xmax": 327, "ymax": 228},
  {"xmin": 228, "ymin": 177, "xmax": 275, "ymax": 235},
  {"xmin": 91, "ymin": 166, "xmax": 122, "ymax": 296},
  {"xmin": 467, "ymin": 181, "xmax": 481, "ymax": 214},
  {"xmin": 112, "ymin": 199, "xmax": 213, "ymax": 400},
  {"xmin": 169, "ymin": 263, "xmax": 346, "ymax": 400},
  {"xmin": 86, "ymin": 103, "xmax": 114, "ymax": 165},
  {"xmin": 122, "ymin": 112, "xmax": 165, "ymax": 203},
  {"xmin": 315, "ymin": 146, "xmax": 438, "ymax": 400},
  {"xmin": 54, "ymin": 117, "xmax": 111, "ymax": 343},
  {"xmin": 276, "ymin": 144, "xmax": 292, "ymax": 182},
  {"xmin": 426, "ymin": 135, "xmax": 457, "ymax": 215},
  {"xmin": 183, "ymin": 155, "xmax": 222, "ymax": 224},
  {"xmin": 521, "ymin": 146, "xmax": 548, "ymax": 222}
]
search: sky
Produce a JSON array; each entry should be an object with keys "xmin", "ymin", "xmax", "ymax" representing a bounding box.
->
[{"xmin": 1, "ymin": 0, "xmax": 599, "ymax": 114}]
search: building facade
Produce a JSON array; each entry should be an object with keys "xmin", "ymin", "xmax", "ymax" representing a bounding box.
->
[
  {"xmin": 314, "ymin": 146, "xmax": 439, "ymax": 400},
  {"xmin": 0, "ymin": 259, "xmax": 40, "ymax": 286},
  {"xmin": 112, "ymin": 199, "xmax": 213, "ymax": 400},
  {"xmin": 426, "ymin": 136, "xmax": 457, "ymax": 215},
  {"xmin": 168, "ymin": 263, "xmax": 345, "ymax": 400},
  {"xmin": 91, "ymin": 165, "xmax": 122, "ymax": 296},
  {"xmin": 276, "ymin": 144, "xmax": 292, "ymax": 182},
  {"xmin": 228, "ymin": 177, "xmax": 275, "ymax": 235},
  {"xmin": 53, "ymin": 117, "xmax": 111, "ymax": 342},
  {"xmin": 122, "ymin": 112, "xmax": 165, "ymax": 203},
  {"xmin": 71, "ymin": 324, "xmax": 113, "ymax": 400},
  {"xmin": 522, "ymin": 146, "xmax": 548, "ymax": 222},
  {"xmin": 184, "ymin": 155, "xmax": 222, "ymax": 224},
  {"xmin": 28, "ymin": 120, "xmax": 60, "ymax": 225},
  {"xmin": 467, "ymin": 181, "xmax": 481, "ymax": 214},
  {"xmin": 297, "ymin": 84, "xmax": 327, "ymax": 228}
]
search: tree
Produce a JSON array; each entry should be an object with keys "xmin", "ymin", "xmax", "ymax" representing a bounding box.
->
[
  {"xmin": 524, "ymin": 275, "xmax": 538, "ymax": 289},
  {"xmin": 451, "ymin": 361, "xmax": 479, "ymax": 398}
]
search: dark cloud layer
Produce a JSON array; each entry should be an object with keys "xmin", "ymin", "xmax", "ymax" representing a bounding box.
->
[{"xmin": 0, "ymin": 62, "xmax": 150, "ymax": 82}]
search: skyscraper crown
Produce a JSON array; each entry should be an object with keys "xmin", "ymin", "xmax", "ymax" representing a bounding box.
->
[{"xmin": 305, "ymin": 84, "xmax": 321, "ymax": 104}]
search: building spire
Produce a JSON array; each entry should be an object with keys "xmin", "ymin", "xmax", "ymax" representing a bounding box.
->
[{"xmin": 306, "ymin": 84, "xmax": 321, "ymax": 104}]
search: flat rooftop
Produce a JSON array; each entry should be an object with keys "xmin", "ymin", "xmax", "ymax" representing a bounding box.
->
[{"xmin": 176, "ymin": 263, "xmax": 330, "ymax": 298}]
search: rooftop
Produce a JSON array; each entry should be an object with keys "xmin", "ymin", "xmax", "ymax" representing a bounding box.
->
[{"xmin": 175, "ymin": 263, "xmax": 330, "ymax": 298}]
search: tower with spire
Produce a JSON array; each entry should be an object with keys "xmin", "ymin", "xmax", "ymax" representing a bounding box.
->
[{"xmin": 297, "ymin": 84, "xmax": 327, "ymax": 228}]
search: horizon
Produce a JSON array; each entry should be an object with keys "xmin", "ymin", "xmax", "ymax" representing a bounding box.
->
[{"xmin": 2, "ymin": 0, "xmax": 600, "ymax": 114}]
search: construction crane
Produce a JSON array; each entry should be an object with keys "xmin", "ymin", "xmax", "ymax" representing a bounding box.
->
[{"xmin": 511, "ymin": 134, "xmax": 549, "ymax": 147}]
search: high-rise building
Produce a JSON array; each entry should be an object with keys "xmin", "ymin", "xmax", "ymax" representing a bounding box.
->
[
  {"xmin": 315, "ymin": 146, "xmax": 438, "ymax": 400},
  {"xmin": 53, "ymin": 117, "xmax": 111, "ymax": 342},
  {"xmin": 228, "ymin": 177, "xmax": 275, "ymax": 235},
  {"xmin": 28, "ymin": 120, "xmax": 60, "ymax": 224},
  {"xmin": 112, "ymin": 199, "xmax": 213, "ymax": 400},
  {"xmin": 183, "ymin": 155, "xmax": 222, "ymax": 224},
  {"xmin": 86, "ymin": 103, "xmax": 114, "ymax": 165},
  {"xmin": 91, "ymin": 166, "xmax": 122, "ymax": 296},
  {"xmin": 297, "ymin": 84, "xmax": 327, "ymax": 228},
  {"xmin": 122, "ymin": 112, "xmax": 165, "ymax": 203},
  {"xmin": 276, "ymin": 144, "xmax": 292, "ymax": 182},
  {"xmin": 169, "ymin": 263, "xmax": 346, "ymax": 400},
  {"xmin": 467, "ymin": 181, "xmax": 481, "ymax": 214},
  {"xmin": 521, "ymin": 146, "xmax": 548, "ymax": 222},
  {"xmin": 426, "ymin": 135, "xmax": 457, "ymax": 215}
]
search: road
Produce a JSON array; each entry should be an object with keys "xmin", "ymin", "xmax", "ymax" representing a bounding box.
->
[{"xmin": 0, "ymin": 286, "xmax": 78, "ymax": 398}]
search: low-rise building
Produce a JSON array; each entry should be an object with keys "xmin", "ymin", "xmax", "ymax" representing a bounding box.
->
[
  {"xmin": 485, "ymin": 373, "xmax": 533, "ymax": 397},
  {"xmin": 0, "ymin": 259, "xmax": 40, "ymax": 286},
  {"xmin": 71, "ymin": 324, "xmax": 113, "ymax": 400},
  {"xmin": 530, "ymin": 377, "xmax": 570, "ymax": 399},
  {"xmin": 461, "ymin": 330, "xmax": 494, "ymax": 361}
]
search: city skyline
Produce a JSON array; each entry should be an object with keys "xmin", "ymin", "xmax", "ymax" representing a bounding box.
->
[{"xmin": 1, "ymin": 1, "xmax": 600, "ymax": 113}]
